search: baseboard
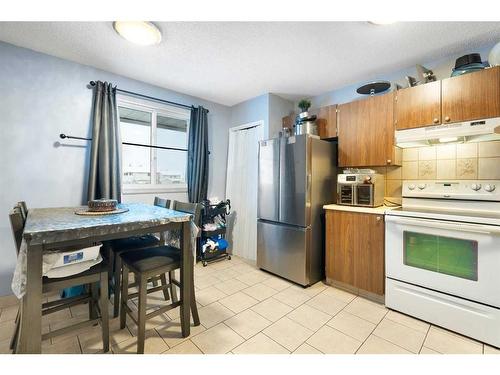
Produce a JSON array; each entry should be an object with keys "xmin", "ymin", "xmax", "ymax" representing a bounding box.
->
[{"xmin": 326, "ymin": 278, "xmax": 385, "ymax": 305}]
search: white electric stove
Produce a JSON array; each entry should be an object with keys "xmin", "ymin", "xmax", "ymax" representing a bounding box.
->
[{"xmin": 385, "ymin": 180, "xmax": 500, "ymax": 348}]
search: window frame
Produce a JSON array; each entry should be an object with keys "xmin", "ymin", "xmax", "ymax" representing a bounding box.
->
[{"xmin": 117, "ymin": 94, "xmax": 191, "ymax": 194}]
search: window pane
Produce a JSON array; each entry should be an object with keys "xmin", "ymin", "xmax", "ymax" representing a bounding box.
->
[
  {"xmin": 404, "ymin": 231, "xmax": 478, "ymax": 281},
  {"xmin": 156, "ymin": 114, "xmax": 188, "ymax": 185},
  {"xmin": 119, "ymin": 106, "xmax": 152, "ymax": 184}
]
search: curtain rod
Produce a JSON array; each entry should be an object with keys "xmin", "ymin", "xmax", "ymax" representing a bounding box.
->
[
  {"xmin": 59, "ymin": 134, "xmax": 188, "ymax": 152},
  {"xmin": 89, "ymin": 81, "xmax": 209, "ymax": 113}
]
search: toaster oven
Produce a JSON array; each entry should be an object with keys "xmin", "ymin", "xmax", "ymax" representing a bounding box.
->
[{"xmin": 337, "ymin": 172, "xmax": 384, "ymax": 207}]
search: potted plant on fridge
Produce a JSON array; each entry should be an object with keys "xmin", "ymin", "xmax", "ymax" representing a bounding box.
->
[{"xmin": 298, "ymin": 99, "xmax": 311, "ymax": 114}]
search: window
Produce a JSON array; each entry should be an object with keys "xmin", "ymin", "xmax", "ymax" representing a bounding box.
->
[
  {"xmin": 118, "ymin": 95, "xmax": 190, "ymax": 193},
  {"xmin": 403, "ymin": 231, "xmax": 478, "ymax": 281}
]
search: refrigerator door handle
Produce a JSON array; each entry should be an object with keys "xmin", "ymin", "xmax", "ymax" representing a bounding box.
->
[{"xmin": 307, "ymin": 174, "xmax": 312, "ymax": 197}]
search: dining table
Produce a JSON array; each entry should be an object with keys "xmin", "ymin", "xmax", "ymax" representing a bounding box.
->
[{"xmin": 16, "ymin": 202, "xmax": 193, "ymax": 354}]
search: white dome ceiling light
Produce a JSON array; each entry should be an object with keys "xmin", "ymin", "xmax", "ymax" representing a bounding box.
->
[{"xmin": 113, "ymin": 21, "xmax": 162, "ymax": 46}]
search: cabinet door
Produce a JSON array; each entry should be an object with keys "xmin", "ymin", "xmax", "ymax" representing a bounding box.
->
[
  {"xmin": 317, "ymin": 105, "xmax": 337, "ymax": 139},
  {"xmin": 338, "ymin": 93, "xmax": 394, "ymax": 167},
  {"xmin": 442, "ymin": 66, "xmax": 500, "ymax": 123},
  {"xmin": 326, "ymin": 210, "xmax": 354, "ymax": 285},
  {"xmin": 395, "ymin": 81, "xmax": 441, "ymax": 130},
  {"xmin": 354, "ymin": 213, "xmax": 385, "ymax": 296},
  {"xmin": 282, "ymin": 114, "xmax": 295, "ymax": 129}
]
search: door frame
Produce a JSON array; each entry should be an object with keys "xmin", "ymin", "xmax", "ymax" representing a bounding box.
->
[{"xmin": 228, "ymin": 120, "xmax": 264, "ymax": 134}]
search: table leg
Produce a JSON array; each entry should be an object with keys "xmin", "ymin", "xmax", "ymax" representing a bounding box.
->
[
  {"xmin": 18, "ymin": 243, "xmax": 43, "ymax": 353},
  {"xmin": 180, "ymin": 221, "xmax": 191, "ymax": 337}
]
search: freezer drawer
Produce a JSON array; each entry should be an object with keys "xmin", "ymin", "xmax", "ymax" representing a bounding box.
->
[{"xmin": 257, "ymin": 220, "xmax": 311, "ymax": 286}]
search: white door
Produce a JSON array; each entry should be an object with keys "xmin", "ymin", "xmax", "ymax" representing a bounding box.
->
[{"xmin": 225, "ymin": 122, "xmax": 264, "ymax": 261}]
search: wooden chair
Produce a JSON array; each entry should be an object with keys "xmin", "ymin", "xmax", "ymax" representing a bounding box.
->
[
  {"xmin": 9, "ymin": 202, "xmax": 110, "ymax": 353},
  {"xmin": 170, "ymin": 200, "xmax": 201, "ymax": 326},
  {"xmin": 154, "ymin": 197, "xmax": 171, "ymax": 209},
  {"xmin": 119, "ymin": 200, "xmax": 201, "ymax": 354},
  {"xmin": 105, "ymin": 197, "xmax": 171, "ymax": 317}
]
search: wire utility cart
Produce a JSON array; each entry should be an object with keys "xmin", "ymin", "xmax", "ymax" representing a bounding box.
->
[{"xmin": 200, "ymin": 200, "xmax": 231, "ymax": 266}]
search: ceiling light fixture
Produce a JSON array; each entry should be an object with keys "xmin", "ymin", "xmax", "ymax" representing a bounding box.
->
[
  {"xmin": 368, "ymin": 21, "xmax": 397, "ymax": 25},
  {"xmin": 113, "ymin": 21, "xmax": 162, "ymax": 46}
]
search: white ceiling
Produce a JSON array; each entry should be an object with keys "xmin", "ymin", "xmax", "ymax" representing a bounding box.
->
[{"xmin": 0, "ymin": 22, "xmax": 499, "ymax": 106}]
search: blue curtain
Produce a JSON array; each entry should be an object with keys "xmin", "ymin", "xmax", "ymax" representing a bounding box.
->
[
  {"xmin": 187, "ymin": 106, "xmax": 209, "ymax": 203},
  {"xmin": 87, "ymin": 81, "xmax": 122, "ymax": 202}
]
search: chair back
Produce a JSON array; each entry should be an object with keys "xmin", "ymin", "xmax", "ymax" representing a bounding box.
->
[
  {"xmin": 18, "ymin": 201, "xmax": 28, "ymax": 220},
  {"xmin": 172, "ymin": 201, "xmax": 202, "ymax": 227},
  {"xmin": 9, "ymin": 206, "xmax": 26, "ymax": 255},
  {"xmin": 154, "ymin": 197, "xmax": 171, "ymax": 209}
]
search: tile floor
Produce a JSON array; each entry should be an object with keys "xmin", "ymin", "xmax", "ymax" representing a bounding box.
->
[{"xmin": 1, "ymin": 255, "xmax": 499, "ymax": 354}]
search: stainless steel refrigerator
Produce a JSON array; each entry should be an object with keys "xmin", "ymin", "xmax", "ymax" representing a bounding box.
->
[{"xmin": 257, "ymin": 134, "xmax": 337, "ymax": 286}]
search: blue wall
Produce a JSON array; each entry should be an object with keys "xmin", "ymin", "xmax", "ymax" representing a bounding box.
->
[
  {"xmin": 0, "ymin": 41, "xmax": 232, "ymax": 295},
  {"xmin": 230, "ymin": 93, "xmax": 294, "ymax": 138},
  {"xmin": 230, "ymin": 93, "xmax": 269, "ymax": 131}
]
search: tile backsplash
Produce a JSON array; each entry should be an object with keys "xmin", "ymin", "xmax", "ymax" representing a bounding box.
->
[{"xmin": 368, "ymin": 140, "xmax": 500, "ymax": 200}]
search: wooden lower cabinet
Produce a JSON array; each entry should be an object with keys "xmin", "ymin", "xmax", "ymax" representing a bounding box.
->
[{"xmin": 325, "ymin": 210, "xmax": 385, "ymax": 299}]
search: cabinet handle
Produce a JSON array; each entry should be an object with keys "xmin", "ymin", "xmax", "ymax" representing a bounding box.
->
[
  {"xmin": 433, "ymin": 117, "xmax": 439, "ymax": 124},
  {"xmin": 387, "ymin": 159, "xmax": 392, "ymax": 164},
  {"xmin": 444, "ymin": 116, "xmax": 451, "ymax": 122},
  {"xmin": 376, "ymin": 216, "xmax": 382, "ymax": 221}
]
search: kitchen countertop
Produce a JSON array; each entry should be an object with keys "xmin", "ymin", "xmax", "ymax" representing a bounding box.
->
[{"xmin": 323, "ymin": 203, "xmax": 401, "ymax": 215}]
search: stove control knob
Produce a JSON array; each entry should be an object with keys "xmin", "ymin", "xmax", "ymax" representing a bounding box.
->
[
  {"xmin": 484, "ymin": 184, "xmax": 496, "ymax": 192},
  {"xmin": 417, "ymin": 183, "xmax": 427, "ymax": 190},
  {"xmin": 471, "ymin": 183, "xmax": 482, "ymax": 191},
  {"xmin": 408, "ymin": 184, "xmax": 416, "ymax": 190}
]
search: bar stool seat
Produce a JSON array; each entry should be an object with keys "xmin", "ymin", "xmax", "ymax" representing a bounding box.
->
[
  {"xmin": 120, "ymin": 246, "xmax": 180, "ymax": 273},
  {"xmin": 108, "ymin": 235, "xmax": 160, "ymax": 253}
]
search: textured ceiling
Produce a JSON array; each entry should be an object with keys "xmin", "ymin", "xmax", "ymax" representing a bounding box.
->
[{"xmin": 0, "ymin": 22, "xmax": 499, "ymax": 106}]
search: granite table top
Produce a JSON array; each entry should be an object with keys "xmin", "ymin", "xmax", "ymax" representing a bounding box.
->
[{"xmin": 23, "ymin": 203, "xmax": 192, "ymax": 246}]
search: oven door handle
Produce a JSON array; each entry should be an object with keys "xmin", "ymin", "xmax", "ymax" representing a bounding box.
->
[{"xmin": 389, "ymin": 217, "xmax": 500, "ymax": 235}]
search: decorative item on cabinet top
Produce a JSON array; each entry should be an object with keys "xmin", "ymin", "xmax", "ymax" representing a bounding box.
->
[
  {"xmin": 489, "ymin": 41, "xmax": 500, "ymax": 67},
  {"xmin": 451, "ymin": 53, "xmax": 487, "ymax": 77},
  {"xmin": 405, "ymin": 64, "xmax": 437, "ymax": 88},
  {"xmin": 356, "ymin": 80, "xmax": 392, "ymax": 96}
]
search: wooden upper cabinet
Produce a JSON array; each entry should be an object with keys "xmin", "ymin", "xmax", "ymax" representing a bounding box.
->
[
  {"xmin": 442, "ymin": 66, "xmax": 500, "ymax": 124},
  {"xmin": 317, "ymin": 105, "xmax": 337, "ymax": 139},
  {"xmin": 282, "ymin": 114, "xmax": 295, "ymax": 129},
  {"xmin": 395, "ymin": 80, "xmax": 441, "ymax": 130},
  {"xmin": 338, "ymin": 92, "xmax": 394, "ymax": 167}
]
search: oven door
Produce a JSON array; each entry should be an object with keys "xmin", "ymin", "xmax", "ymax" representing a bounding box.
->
[{"xmin": 386, "ymin": 215, "xmax": 500, "ymax": 308}]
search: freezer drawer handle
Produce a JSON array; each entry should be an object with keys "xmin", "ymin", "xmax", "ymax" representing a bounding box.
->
[{"xmin": 389, "ymin": 217, "xmax": 500, "ymax": 234}]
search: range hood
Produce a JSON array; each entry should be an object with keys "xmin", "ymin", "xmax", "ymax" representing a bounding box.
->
[{"xmin": 395, "ymin": 117, "xmax": 500, "ymax": 148}]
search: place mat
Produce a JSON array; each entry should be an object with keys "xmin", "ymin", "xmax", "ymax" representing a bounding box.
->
[{"xmin": 75, "ymin": 207, "xmax": 129, "ymax": 216}]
